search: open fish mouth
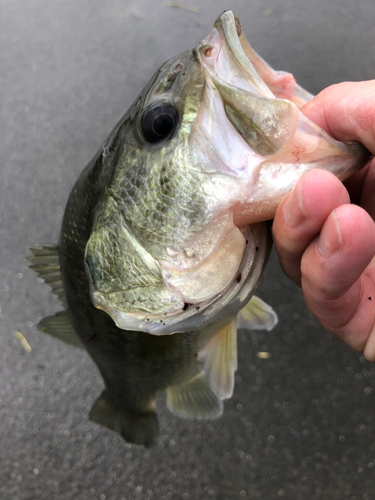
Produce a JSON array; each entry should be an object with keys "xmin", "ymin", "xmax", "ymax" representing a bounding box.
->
[
  {"xmin": 193, "ymin": 10, "xmax": 301, "ymax": 176},
  {"xmin": 192, "ymin": 10, "xmax": 369, "ymax": 223}
]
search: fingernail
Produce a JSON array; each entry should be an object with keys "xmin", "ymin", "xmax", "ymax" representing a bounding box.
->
[
  {"xmin": 317, "ymin": 209, "xmax": 343, "ymax": 258},
  {"xmin": 283, "ymin": 183, "xmax": 307, "ymax": 228}
]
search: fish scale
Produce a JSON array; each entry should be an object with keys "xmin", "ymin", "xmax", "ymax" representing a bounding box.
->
[{"xmin": 114, "ymin": 150, "xmax": 208, "ymax": 245}]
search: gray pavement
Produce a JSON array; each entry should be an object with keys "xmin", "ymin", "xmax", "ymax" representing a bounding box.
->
[{"xmin": 1, "ymin": 1, "xmax": 375, "ymax": 499}]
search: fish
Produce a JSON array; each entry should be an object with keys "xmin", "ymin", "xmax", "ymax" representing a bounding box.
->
[{"xmin": 28, "ymin": 10, "xmax": 370, "ymax": 446}]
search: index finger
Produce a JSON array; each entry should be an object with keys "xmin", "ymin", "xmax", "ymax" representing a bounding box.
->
[{"xmin": 301, "ymin": 81, "xmax": 375, "ymax": 219}]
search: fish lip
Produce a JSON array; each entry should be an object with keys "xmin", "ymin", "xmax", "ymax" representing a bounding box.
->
[
  {"xmin": 194, "ymin": 11, "xmax": 298, "ymax": 165},
  {"xmin": 198, "ymin": 10, "xmax": 273, "ymax": 99},
  {"xmin": 214, "ymin": 11, "xmax": 274, "ymax": 97}
]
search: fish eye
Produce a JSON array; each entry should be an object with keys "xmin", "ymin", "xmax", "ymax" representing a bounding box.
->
[{"xmin": 141, "ymin": 103, "xmax": 178, "ymax": 143}]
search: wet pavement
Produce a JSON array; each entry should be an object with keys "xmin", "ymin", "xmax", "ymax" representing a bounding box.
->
[{"xmin": 2, "ymin": 1, "xmax": 375, "ymax": 499}]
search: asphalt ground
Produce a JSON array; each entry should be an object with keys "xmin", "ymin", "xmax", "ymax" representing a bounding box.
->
[{"xmin": 2, "ymin": 1, "xmax": 375, "ymax": 499}]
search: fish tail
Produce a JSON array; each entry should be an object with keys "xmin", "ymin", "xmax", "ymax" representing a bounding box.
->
[{"xmin": 89, "ymin": 391, "xmax": 158, "ymax": 447}]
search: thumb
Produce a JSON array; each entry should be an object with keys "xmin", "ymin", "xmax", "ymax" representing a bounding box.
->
[
  {"xmin": 301, "ymin": 81, "xmax": 375, "ymax": 154},
  {"xmin": 301, "ymin": 81, "xmax": 375, "ymax": 220}
]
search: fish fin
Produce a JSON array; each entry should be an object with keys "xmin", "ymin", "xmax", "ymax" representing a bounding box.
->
[
  {"xmin": 167, "ymin": 372, "xmax": 223, "ymax": 419},
  {"xmin": 237, "ymin": 295, "xmax": 278, "ymax": 331},
  {"xmin": 37, "ymin": 311, "xmax": 84, "ymax": 349},
  {"xmin": 27, "ymin": 245, "xmax": 66, "ymax": 306},
  {"xmin": 90, "ymin": 391, "xmax": 158, "ymax": 447},
  {"xmin": 198, "ymin": 318, "xmax": 237, "ymax": 400}
]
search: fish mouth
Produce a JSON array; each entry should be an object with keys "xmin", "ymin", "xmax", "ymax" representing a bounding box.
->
[
  {"xmin": 194, "ymin": 11, "xmax": 369, "ymax": 186},
  {"xmin": 195, "ymin": 10, "xmax": 300, "ymax": 165},
  {"xmin": 211, "ymin": 11, "xmax": 278, "ymax": 100}
]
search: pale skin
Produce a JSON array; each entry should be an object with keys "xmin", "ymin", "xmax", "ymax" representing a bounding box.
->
[{"xmin": 273, "ymin": 81, "xmax": 375, "ymax": 361}]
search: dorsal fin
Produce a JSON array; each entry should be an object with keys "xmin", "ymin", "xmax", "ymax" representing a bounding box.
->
[{"xmin": 27, "ymin": 245, "xmax": 65, "ymax": 305}]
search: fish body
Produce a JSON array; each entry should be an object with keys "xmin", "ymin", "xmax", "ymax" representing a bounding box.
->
[{"xmin": 29, "ymin": 11, "xmax": 370, "ymax": 446}]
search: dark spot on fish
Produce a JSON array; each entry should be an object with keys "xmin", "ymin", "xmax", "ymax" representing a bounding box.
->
[
  {"xmin": 163, "ymin": 323, "xmax": 165, "ymax": 326},
  {"xmin": 256, "ymin": 246, "xmax": 259, "ymax": 251},
  {"xmin": 146, "ymin": 318, "xmax": 149, "ymax": 321},
  {"xmin": 245, "ymin": 240, "xmax": 248, "ymax": 245},
  {"xmin": 83, "ymin": 333, "xmax": 97, "ymax": 342},
  {"xmin": 203, "ymin": 47, "xmax": 213, "ymax": 57},
  {"xmin": 160, "ymin": 320, "xmax": 163, "ymax": 323},
  {"xmin": 369, "ymin": 297, "xmax": 372, "ymax": 300},
  {"xmin": 196, "ymin": 306, "xmax": 200, "ymax": 311},
  {"xmin": 182, "ymin": 302, "xmax": 193, "ymax": 311},
  {"xmin": 237, "ymin": 273, "xmax": 242, "ymax": 283},
  {"xmin": 235, "ymin": 17, "xmax": 242, "ymax": 37}
]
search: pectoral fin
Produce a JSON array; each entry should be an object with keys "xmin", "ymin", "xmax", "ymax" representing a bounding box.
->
[
  {"xmin": 38, "ymin": 311, "xmax": 84, "ymax": 349},
  {"xmin": 198, "ymin": 318, "xmax": 238, "ymax": 400},
  {"xmin": 237, "ymin": 295, "xmax": 278, "ymax": 331},
  {"xmin": 167, "ymin": 372, "xmax": 223, "ymax": 419}
]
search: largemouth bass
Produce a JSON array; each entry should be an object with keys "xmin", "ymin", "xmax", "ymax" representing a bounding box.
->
[{"xmin": 29, "ymin": 11, "xmax": 370, "ymax": 446}]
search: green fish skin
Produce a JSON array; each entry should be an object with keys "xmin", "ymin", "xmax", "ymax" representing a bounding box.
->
[{"xmin": 29, "ymin": 11, "xmax": 370, "ymax": 446}]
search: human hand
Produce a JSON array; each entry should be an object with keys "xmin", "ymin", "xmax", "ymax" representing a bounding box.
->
[{"xmin": 273, "ymin": 81, "xmax": 375, "ymax": 360}]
